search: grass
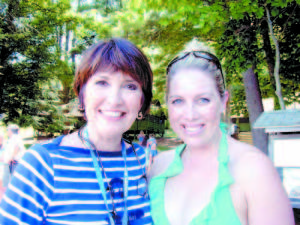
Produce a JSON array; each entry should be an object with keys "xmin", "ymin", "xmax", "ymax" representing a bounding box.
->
[
  {"xmin": 163, "ymin": 129, "xmax": 178, "ymax": 138},
  {"xmin": 157, "ymin": 145, "xmax": 172, "ymax": 152}
]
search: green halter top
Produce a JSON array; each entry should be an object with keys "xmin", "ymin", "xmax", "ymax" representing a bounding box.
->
[{"xmin": 149, "ymin": 124, "xmax": 242, "ymax": 225}]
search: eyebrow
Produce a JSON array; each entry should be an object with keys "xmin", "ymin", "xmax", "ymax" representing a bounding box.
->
[
  {"xmin": 95, "ymin": 75, "xmax": 138, "ymax": 83},
  {"xmin": 169, "ymin": 93, "xmax": 212, "ymax": 99},
  {"xmin": 168, "ymin": 95, "xmax": 182, "ymax": 99},
  {"xmin": 124, "ymin": 78, "xmax": 138, "ymax": 82}
]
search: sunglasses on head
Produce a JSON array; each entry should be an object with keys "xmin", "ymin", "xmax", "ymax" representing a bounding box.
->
[{"xmin": 166, "ymin": 51, "xmax": 225, "ymax": 85}]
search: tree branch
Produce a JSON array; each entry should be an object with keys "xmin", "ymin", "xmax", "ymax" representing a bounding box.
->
[
  {"xmin": 282, "ymin": 4, "xmax": 297, "ymax": 34},
  {"xmin": 265, "ymin": 5, "xmax": 285, "ymax": 110}
]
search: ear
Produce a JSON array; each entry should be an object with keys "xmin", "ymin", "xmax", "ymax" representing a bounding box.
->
[{"xmin": 221, "ymin": 91, "xmax": 229, "ymax": 114}]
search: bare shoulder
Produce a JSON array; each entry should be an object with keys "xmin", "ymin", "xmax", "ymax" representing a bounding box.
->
[
  {"xmin": 60, "ymin": 132, "xmax": 83, "ymax": 148},
  {"xmin": 147, "ymin": 149, "xmax": 176, "ymax": 182},
  {"xmin": 228, "ymin": 137, "xmax": 294, "ymax": 224},
  {"xmin": 228, "ymin": 137, "xmax": 278, "ymax": 184},
  {"xmin": 228, "ymin": 138, "xmax": 275, "ymax": 180}
]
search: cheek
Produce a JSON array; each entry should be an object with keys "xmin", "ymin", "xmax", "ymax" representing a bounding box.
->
[
  {"xmin": 204, "ymin": 103, "xmax": 223, "ymax": 121},
  {"xmin": 83, "ymin": 92, "xmax": 96, "ymax": 109},
  {"xmin": 167, "ymin": 105, "xmax": 182, "ymax": 122},
  {"xmin": 126, "ymin": 93, "xmax": 143, "ymax": 112},
  {"xmin": 139, "ymin": 94, "xmax": 144, "ymax": 111}
]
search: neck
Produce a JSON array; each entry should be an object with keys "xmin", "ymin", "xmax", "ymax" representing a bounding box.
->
[{"xmin": 84, "ymin": 124, "xmax": 123, "ymax": 152}]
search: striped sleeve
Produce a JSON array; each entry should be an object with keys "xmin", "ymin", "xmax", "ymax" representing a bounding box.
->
[{"xmin": 0, "ymin": 145, "xmax": 54, "ymax": 224}]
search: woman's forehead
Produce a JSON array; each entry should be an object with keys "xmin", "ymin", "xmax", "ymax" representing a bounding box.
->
[
  {"xmin": 170, "ymin": 68, "xmax": 215, "ymax": 86},
  {"xmin": 168, "ymin": 69, "xmax": 218, "ymax": 95},
  {"xmin": 91, "ymin": 68, "xmax": 142, "ymax": 83}
]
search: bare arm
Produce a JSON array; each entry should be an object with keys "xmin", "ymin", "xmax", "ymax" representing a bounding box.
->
[
  {"xmin": 151, "ymin": 143, "xmax": 157, "ymax": 151},
  {"xmin": 11, "ymin": 145, "xmax": 20, "ymax": 161},
  {"xmin": 3, "ymin": 142, "xmax": 19, "ymax": 164},
  {"xmin": 237, "ymin": 149, "xmax": 294, "ymax": 225},
  {"xmin": 147, "ymin": 153, "xmax": 153, "ymax": 172}
]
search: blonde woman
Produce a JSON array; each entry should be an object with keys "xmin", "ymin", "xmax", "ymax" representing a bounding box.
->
[{"xmin": 148, "ymin": 42, "xmax": 294, "ymax": 225}]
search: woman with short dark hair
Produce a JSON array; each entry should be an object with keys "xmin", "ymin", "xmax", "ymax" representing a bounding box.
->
[{"xmin": 0, "ymin": 38, "xmax": 154, "ymax": 225}]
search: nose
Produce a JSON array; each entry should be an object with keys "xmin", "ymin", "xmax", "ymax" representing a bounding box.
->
[
  {"xmin": 184, "ymin": 102, "xmax": 197, "ymax": 121},
  {"xmin": 107, "ymin": 86, "xmax": 123, "ymax": 106}
]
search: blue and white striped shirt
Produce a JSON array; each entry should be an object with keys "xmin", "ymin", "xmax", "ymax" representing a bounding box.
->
[{"xmin": 0, "ymin": 136, "xmax": 153, "ymax": 225}]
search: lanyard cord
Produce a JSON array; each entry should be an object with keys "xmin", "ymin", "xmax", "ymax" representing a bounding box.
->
[
  {"xmin": 133, "ymin": 145, "xmax": 146, "ymax": 175},
  {"xmin": 78, "ymin": 128, "xmax": 128, "ymax": 225},
  {"xmin": 122, "ymin": 138, "xmax": 145, "ymax": 175},
  {"xmin": 121, "ymin": 142, "xmax": 128, "ymax": 225}
]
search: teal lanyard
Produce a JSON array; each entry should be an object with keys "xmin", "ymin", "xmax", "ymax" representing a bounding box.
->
[{"xmin": 80, "ymin": 128, "xmax": 128, "ymax": 225}]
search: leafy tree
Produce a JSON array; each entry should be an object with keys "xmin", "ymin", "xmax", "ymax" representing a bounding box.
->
[
  {"xmin": 0, "ymin": 0, "xmax": 56, "ymax": 125},
  {"xmin": 119, "ymin": 0, "xmax": 300, "ymax": 153},
  {"xmin": 0, "ymin": 0, "xmax": 95, "ymax": 131}
]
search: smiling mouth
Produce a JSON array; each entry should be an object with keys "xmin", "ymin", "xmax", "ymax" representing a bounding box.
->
[
  {"xmin": 182, "ymin": 124, "xmax": 205, "ymax": 134},
  {"xmin": 99, "ymin": 110, "xmax": 126, "ymax": 118}
]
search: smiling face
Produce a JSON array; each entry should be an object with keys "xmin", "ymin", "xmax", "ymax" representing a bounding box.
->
[
  {"xmin": 83, "ymin": 71, "xmax": 143, "ymax": 138},
  {"xmin": 167, "ymin": 68, "xmax": 227, "ymax": 148}
]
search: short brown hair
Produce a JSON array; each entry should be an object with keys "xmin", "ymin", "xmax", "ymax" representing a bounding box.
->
[{"xmin": 74, "ymin": 38, "xmax": 153, "ymax": 115}]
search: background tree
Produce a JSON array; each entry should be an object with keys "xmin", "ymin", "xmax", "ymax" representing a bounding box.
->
[
  {"xmin": 117, "ymin": 0, "xmax": 300, "ymax": 153},
  {"xmin": 0, "ymin": 0, "xmax": 53, "ymax": 125},
  {"xmin": 1, "ymin": 0, "xmax": 299, "ymax": 145}
]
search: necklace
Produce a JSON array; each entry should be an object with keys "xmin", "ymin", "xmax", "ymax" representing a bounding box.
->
[{"xmin": 78, "ymin": 127, "xmax": 128, "ymax": 225}]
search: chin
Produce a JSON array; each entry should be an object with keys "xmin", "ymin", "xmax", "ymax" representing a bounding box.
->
[
  {"xmin": 106, "ymin": 127, "xmax": 128, "ymax": 136},
  {"xmin": 91, "ymin": 122, "xmax": 126, "ymax": 136},
  {"xmin": 178, "ymin": 132, "xmax": 208, "ymax": 146},
  {"xmin": 188, "ymin": 140, "xmax": 210, "ymax": 149}
]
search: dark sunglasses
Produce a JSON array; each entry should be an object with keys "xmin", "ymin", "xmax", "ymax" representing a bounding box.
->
[
  {"xmin": 78, "ymin": 130, "xmax": 148, "ymax": 223},
  {"xmin": 103, "ymin": 139, "xmax": 148, "ymax": 224},
  {"xmin": 166, "ymin": 51, "xmax": 225, "ymax": 85},
  {"xmin": 122, "ymin": 138, "xmax": 148, "ymax": 197},
  {"xmin": 106, "ymin": 174, "xmax": 148, "ymax": 199}
]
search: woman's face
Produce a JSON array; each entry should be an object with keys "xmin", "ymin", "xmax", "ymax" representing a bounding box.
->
[
  {"xmin": 167, "ymin": 68, "xmax": 227, "ymax": 148},
  {"xmin": 83, "ymin": 71, "xmax": 143, "ymax": 137}
]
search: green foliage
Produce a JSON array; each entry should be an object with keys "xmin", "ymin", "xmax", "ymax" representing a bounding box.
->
[
  {"xmin": 1, "ymin": 0, "xmax": 299, "ymax": 133},
  {"xmin": 0, "ymin": 0, "xmax": 72, "ymax": 125},
  {"xmin": 0, "ymin": 0, "xmax": 98, "ymax": 128},
  {"xmin": 127, "ymin": 0, "xmax": 300, "ymax": 115}
]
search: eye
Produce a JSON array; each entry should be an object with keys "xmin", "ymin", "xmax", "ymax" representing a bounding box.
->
[
  {"xmin": 96, "ymin": 80, "xmax": 108, "ymax": 86},
  {"xmin": 197, "ymin": 98, "xmax": 210, "ymax": 104},
  {"xmin": 126, "ymin": 83, "xmax": 138, "ymax": 91},
  {"xmin": 171, "ymin": 99, "xmax": 183, "ymax": 104}
]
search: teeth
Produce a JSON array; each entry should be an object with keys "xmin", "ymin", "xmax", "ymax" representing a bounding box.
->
[
  {"xmin": 185, "ymin": 127, "xmax": 201, "ymax": 132},
  {"xmin": 183, "ymin": 124, "xmax": 204, "ymax": 132},
  {"xmin": 101, "ymin": 111, "xmax": 122, "ymax": 117}
]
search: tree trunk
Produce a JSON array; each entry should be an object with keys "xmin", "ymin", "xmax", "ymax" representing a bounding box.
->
[
  {"xmin": 65, "ymin": 24, "xmax": 70, "ymax": 54},
  {"xmin": 242, "ymin": 65, "xmax": 268, "ymax": 154},
  {"xmin": 72, "ymin": 36, "xmax": 76, "ymax": 65},
  {"xmin": 265, "ymin": 6, "xmax": 285, "ymax": 110},
  {"xmin": 260, "ymin": 18, "xmax": 281, "ymax": 109}
]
